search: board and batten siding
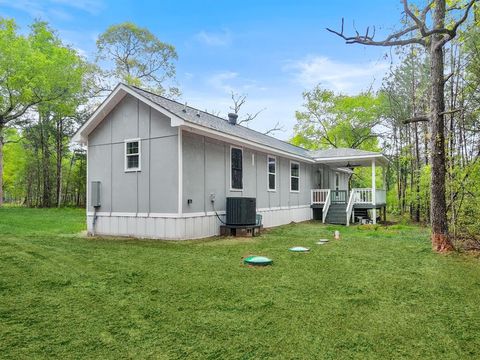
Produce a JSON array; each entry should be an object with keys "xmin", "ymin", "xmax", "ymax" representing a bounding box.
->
[
  {"xmin": 181, "ymin": 131, "xmax": 315, "ymax": 227},
  {"xmin": 87, "ymin": 94, "xmax": 179, "ymax": 215}
]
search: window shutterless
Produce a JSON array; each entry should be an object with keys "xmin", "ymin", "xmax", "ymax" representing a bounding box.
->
[
  {"xmin": 290, "ymin": 161, "xmax": 299, "ymax": 192},
  {"xmin": 267, "ymin": 155, "xmax": 276, "ymax": 191},
  {"xmin": 231, "ymin": 147, "xmax": 243, "ymax": 190},
  {"xmin": 125, "ymin": 139, "xmax": 141, "ymax": 171}
]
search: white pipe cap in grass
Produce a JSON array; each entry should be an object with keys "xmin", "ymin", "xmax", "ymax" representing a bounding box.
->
[{"xmin": 289, "ymin": 246, "xmax": 310, "ymax": 252}]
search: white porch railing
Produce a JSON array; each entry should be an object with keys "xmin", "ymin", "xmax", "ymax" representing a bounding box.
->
[
  {"xmin": 311, "ymin": 189, "xmax": 330, "ymax": 204},
  {"xmin": 346, "ymin": 188, "xmax": 387, "ymax": 226}
]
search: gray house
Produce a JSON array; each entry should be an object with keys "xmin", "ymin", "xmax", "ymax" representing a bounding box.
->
[{"xmin": 72, "ymin": 83, "xmax": 388, "ymax": 240}]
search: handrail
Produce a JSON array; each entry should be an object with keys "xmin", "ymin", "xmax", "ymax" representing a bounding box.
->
[
  {"xmin": 322, "ymin": 189, "xmax": 331, "ymax": 223},
  {"xmin": 346, "ymin": 190, "xmax": 355, "ymax": 226}
]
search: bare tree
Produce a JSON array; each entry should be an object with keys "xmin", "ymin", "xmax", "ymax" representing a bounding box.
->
[
  {"xmin": 326, "ymin": 0, "xmax": 477, "ymax": 252},
  {"xmin": 230, "ymin": 91, "xmax": 284, "ymax": 135}
]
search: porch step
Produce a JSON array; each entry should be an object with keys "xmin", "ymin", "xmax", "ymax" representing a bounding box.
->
[{"xmin": 325, "ymin": 204, "xmax": 347, "ymax": 225}]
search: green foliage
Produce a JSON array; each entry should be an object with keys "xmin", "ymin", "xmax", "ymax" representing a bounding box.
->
[
  {"xmin": 292, "ymin": 85, "xmax": 386, "ymax": 151},
  {"xmin": 96, "ymin": 22, "xmax": 179, "ymax": 97},
  {"xmin": 0, "ymin": 18, "xmax": 93, "ymax": 207},
  {"xmin": 2, "ymin": 129, "xmax": 26, "ymax": 201}
]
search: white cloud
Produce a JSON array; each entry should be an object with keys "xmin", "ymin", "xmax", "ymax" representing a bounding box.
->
[
  {"xmin": 194, "ymin": 29, "xmax": 232, "ymax": 46},
  {"xmin": 206, "ymin": 71, "xmax": 238, "ymax": 93},
  {"xmin": 0, "ymin": 0, "xmax": 105, "ymax": 19},
  {"xmin": 206, "ymin": 71, "xmax": 268, "ymax": 95},
  {"xmin": 51, "ymin": 0, "xmax": 104, "ymax": 15},
  {"xmin": 284, "ymin": 56, "xmax": 390, "ymax": 94}
]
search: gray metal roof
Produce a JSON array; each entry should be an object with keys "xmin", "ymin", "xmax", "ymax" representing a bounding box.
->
[
  {"xmin": 310, "ymin": 148, "xmax": 381, "ymax": 159},
  {"xmin": 127, "ymin": 85, "xmax": 312, "ymax": 158}
]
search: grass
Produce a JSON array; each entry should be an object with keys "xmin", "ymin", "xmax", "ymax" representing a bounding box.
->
[{"xmin": 1, "ymin": 207, "xmax": 480, "ymax": 359}]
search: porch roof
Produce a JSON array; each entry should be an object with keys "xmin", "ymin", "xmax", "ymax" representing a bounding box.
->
[{"xmin": 310, "ymin": 148, "xmax": 388, "ymax": 167}]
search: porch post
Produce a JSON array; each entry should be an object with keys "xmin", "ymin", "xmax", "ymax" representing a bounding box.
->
[{"xmin": 372, "ymin": 158, "xmax": 376, "ymax": 224}]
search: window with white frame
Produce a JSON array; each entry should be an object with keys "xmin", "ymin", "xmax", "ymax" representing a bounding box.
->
[
  {"xmin": 125, "ymin": 139, "xmax": 141, "ymax": 171},
  {"xmin": 290, "ymin": 161, "xmax": 299, "ymax": 192},
  {"xmin": 231, "ymin": 147, "xmax": 243, "ymax": 190},
  {"xmin": 267, "ymin": 155, "xmax": 276, "ymax": 191}
]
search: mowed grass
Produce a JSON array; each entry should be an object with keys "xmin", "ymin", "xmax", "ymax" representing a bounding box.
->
[{"xmin": 1, "ymin": 208, "xmax": 480, "ymax": 359}]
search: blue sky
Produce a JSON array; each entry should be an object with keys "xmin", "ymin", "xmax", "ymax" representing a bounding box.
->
[{"xmin": 0, "ymin": 0, "xmax": 404, "ymax": 139}]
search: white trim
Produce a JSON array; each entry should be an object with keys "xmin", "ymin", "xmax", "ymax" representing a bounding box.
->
[
  {"xmin": 230, "ymin": 145, "xmax": 243, "ymax": 191},
  {"xmin": 206, "ymin": 210, "xmax": 226, "ymax": 216},
  {"xmin": 87, "ymin": 205, "xmax": 312, "ymax": 219},
  {"xmin": 267, "ymin": 154, "xmax": 277, "ymax": 192},
  {"xmin": 86, "ymin": 139, "xmax": 89, "ymax": 213},
  {"xmin": 178, "ymin": 128, "xmax": 183, "ymax": 215},
  {"xmin": 313, "ymin": 154, "xmax": 388, "ymax": 165},
  {"xmin": 72, "ymin": 84, "xmax": 185, "ymax": 144},
  {"xmin": 290, "ymin": 160, "xmax": 300, "ymax": 193},
  {"xmin": 124, "ymin": 138, "xmax": 141, "ymax": 172}
]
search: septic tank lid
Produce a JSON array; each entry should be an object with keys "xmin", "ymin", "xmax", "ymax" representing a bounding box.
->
[
  {"xmin": 243, "ymin": 256, "xmax": 273, "ymax": 266},
  {"xmin": 289, "ymin": 246, "xmax": 310, "ymax": 252}
]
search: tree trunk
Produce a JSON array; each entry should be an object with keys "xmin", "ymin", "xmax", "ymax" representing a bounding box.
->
[
  {"xmin": 429, "ymin": 0, "xmax": 453, "ymax": 252},
  {"xmin": 56, "ymin": 118, "xmax": 63, "ymax": 207}
]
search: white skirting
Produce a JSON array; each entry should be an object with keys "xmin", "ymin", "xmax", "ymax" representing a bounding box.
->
[{"xmin": 87, "ymin": 205, "xmax": 312, "ymax": 240}]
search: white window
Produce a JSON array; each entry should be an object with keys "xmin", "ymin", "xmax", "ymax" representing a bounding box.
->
[
  {"xmin": 335, "ymin": 172, "xmax": 340, "ymax": 190},
  {"xmin": 230, "ymin": 146, "xmax": 243, "ymax": 190},
  {"xmin": 267, "ymin": 155, "xmax": 276, "ymax": 191},
  {"xmin": 290, "ymin": 161, "xmax": 300, "ymax": 192},
  {"xmin": 125, "ymin": 139, "xmax": 141, "ymax": 172}
]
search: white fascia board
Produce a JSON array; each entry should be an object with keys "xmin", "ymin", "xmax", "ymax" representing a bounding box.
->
[
  {"xmin": 314, "ymin": 154, "xmax": 388, "ymax": 165},
  {"xmin": 313, "ymin": 154, "xmax": 382, "ymax": 161},
  {"xmin": 71, "ymin": 83, "xmax": 185, "ymax": 145}
]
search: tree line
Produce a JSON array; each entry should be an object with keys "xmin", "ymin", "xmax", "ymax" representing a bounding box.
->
[
  {"xmin": 1, "ymin": 0, "xmax": 479, "ymax": 250},
  {"xmin": 292, "ymin": 0, "xmax": 480, "ymax": 248},
  {"xmin": 0, "ymin": 19, "xmax": 178, "ymax": 207}
]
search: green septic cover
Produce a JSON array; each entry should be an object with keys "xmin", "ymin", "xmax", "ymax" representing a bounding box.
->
[
  {"xmin": 244, "ymin": 256, "xmax": 273, "ymax": 266},
  {"xmin": 289, "ymin": 246, "xmax": 310, "ymax": 252}
]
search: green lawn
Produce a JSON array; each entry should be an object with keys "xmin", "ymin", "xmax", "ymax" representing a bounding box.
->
[{"xmin": 1, "ymin": 208, "xmax": 480, "ymax": 359}]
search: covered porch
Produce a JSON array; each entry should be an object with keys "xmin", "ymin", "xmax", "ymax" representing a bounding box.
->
[{"xmin": 309, "ymin": 149, "xmax": 388, "ymax": 226}]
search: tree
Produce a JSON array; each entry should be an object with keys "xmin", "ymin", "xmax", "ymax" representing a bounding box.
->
[
  {"xmin": 0, "ymin": 19, "xmax": 86, "ymax": 206},
  {"xmin": 96, "ymin": 22, "xmax": 179, "ymax": 97},
  {"xmin": 229, "ymin": 91, "xmax": 284, "ymax": 135},
  {"xmin": 291, "ymin": 85, "xmax": 385, "ymax": 150},
  {"xmin": 326, "ymin": 0, "xmax": 477, "ymax": 252}
]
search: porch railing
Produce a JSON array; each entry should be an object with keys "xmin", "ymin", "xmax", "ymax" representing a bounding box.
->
[
  {"xmin": 353, "ymin": 188, "xmax": 373, "ymax": 203},
  {"xmin": 331, "ymin": 190, "xmax": 347, "ymax": 204},
  {"xmin": 311, "ymin": 189, "xmax": 330, "ymax": 204}
]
